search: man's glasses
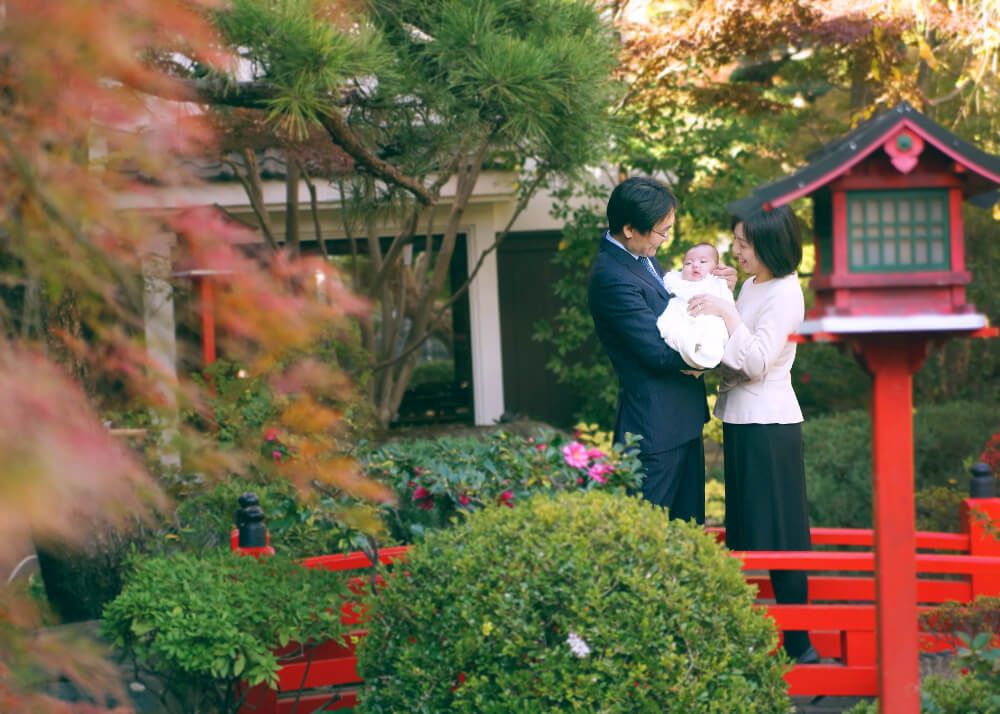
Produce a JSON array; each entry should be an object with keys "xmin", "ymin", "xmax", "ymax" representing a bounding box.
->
[{"xmin": 650, "ymin": 223, "xmax": 674, "ymax": 239}]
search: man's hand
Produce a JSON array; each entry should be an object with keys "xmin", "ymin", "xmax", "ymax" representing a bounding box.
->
[{"xmin": 712, "ymin": 264, "xmax": 738, "ymax": 291}]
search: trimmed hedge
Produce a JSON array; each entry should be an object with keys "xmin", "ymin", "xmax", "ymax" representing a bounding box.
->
[
  {"xmin": 804, "ymin": 401, "xmax": 999, "ymax": 527},
  {"xmin": 357, "ymin": 491, "xmax": 790, "ymax": 713}
]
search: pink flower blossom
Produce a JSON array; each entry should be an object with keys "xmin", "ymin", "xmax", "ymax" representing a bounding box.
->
[
  {"xmin": 458, "ymin": 494, "xmax": 470, "ymax": 506},
  {"xmin": 586, "ymin": 447, "xmax": 605, "ymax": 460},
  {"xmin": 272, "ymin": 449, "xmax": 282, "ymax": 464},
  {"xmin": 562, "ymin": 441, "xmax": 589, "ymax": 469},
  {"xmin": 499, "ymin": 490, "xmax": 514, "ymax": 508},
  {"xmin": 535, "ymin": 443, "xmax": 547, "ymax": 452},
  {"xmin": 413, "ymin": 485, "xmax": 434, "ymax": 510},
  {"xmin": 264, "ymin": 427, "xmax": 279, "ymax": 442},
  {"xmin": 588, "ymin": 462, "xmax": 613, "ymax": 484}
]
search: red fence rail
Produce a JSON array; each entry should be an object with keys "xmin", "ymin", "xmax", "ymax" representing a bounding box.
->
[{"xmin": 235, "ymin": 496, "xmax": 1000, "ymax": 711}]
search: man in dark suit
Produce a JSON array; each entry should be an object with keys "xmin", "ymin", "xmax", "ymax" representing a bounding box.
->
[{"xmin": 588, "ymin": 177, "xmax": 733, "ymax": 523}]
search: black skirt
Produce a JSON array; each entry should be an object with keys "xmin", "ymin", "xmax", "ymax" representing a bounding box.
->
[{"xmin": 722, "ymin": 422, "xmax": 811, "ymax": 552}]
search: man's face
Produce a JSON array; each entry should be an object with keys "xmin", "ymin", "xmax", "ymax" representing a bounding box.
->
[
  {"xmin": 623, "ymin": 210, "xmax": 674, "ymax": 257},
  {"xmin": 682, "ymin": 245, "xmax": 717, "ymax": 281}
]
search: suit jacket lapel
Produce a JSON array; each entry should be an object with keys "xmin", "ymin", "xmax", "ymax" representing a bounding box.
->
[{"xmin": 603, "ymin": 239, "xmax": 670, "ymax": 299}]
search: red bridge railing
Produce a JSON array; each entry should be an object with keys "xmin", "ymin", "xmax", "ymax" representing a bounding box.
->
[{"xmin": 233, "ymin": 486, "xmax": 1000, "ymax": 711}]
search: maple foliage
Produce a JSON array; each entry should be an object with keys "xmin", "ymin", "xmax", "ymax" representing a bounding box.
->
[{"xmin": 0, "ymin": 0, "xmax": 382, "ymax": 708}]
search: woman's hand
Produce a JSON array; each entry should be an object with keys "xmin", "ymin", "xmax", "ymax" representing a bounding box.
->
[
  {"xmin": 712, "ymin": 264, "xmax": 738, "ymax": 291},
  {"xmin": 688, "ymin": 293, "xmax": 740, "ymax": 334}
]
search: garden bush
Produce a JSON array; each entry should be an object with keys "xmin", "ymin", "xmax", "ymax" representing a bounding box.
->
[
  {"xmin": 360, "ymin": 428, "xmax": 644, "ymax": 543},
  {"xmin": 102, "ymin": 551, "xmax": 352, "ymax": 714},
  {"xmin": 162, "ymin": 477, "xmax": 390, "ymax": 557},
  {"xmin": 804, "ymin": 401, "xmax": 999, "ymax": 527},
  {"xmin": 356, "ymin": 490, "xmax": 790, "ymax": 713}
]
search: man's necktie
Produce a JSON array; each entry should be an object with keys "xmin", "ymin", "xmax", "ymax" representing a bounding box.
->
[{"xmin": 641, "ymin": 256, "xmax": 660, "ymax": 281}]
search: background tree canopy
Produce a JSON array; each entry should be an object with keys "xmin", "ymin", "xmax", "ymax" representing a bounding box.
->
[
  {"xmin": 139, "ymin": 0, "xmax": 621, "ymax": 426},
  {"xmin": 539, "ymin": 0, "xmax": 1000, "ymax": 428}
]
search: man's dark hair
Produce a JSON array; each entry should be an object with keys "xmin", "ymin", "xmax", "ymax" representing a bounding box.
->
[
  {"xmin": 607, "ymin": 177, "xmax": 677, "ymax": 236},
  {"xmin": 731, "ymin": 205, "xmax": 803, "ymax": 278}
]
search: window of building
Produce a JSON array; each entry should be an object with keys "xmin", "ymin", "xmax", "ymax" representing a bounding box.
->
[{"xmin": 847, "ymin": 190, "xmax": 949, "ymax": 272}]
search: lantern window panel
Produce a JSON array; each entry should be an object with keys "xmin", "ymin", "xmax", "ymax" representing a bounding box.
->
[{"xmin": 846, "ymin": 190, "xmax": 950, "ymax": 272}]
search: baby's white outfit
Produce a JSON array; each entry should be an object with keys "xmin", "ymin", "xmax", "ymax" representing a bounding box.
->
[{"xmin": 656, "ymin": 271, "xmax": 734, "ymax": 369}]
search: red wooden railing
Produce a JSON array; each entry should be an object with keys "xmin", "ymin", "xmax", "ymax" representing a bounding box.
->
[{"xmin": 234, "ymin": 496, "xmax": 1000, "ymax": 712}]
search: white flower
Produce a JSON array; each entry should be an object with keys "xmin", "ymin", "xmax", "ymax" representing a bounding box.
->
[{"xmin": 566, "ymin": 631, "xmax": 591, "ymax": 658}]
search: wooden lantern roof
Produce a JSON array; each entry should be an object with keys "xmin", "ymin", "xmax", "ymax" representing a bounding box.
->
[{"xmin": 728, "ymin": 102, "xmax": 1000, "ymax": 219}]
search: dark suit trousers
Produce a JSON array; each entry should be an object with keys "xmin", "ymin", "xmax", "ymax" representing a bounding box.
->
[{"xmin": 638, "ymin": 437, "xmax": 705, "ymax": 524}]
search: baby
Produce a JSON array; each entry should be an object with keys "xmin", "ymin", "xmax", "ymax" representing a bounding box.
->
[{"xmin": 655, "ymin": 242, "xmax": 734, "ymax": 369}]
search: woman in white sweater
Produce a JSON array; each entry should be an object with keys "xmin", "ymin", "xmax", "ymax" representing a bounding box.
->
[{"xmin": 688, "ymin": 205, "xmax": 817, "ymax": 665}]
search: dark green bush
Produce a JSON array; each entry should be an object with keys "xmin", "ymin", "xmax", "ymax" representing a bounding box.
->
[
  {"xmin": 102, "ymin": 551, "xmax": 351, "ymax": 714},
  {"xmin": 804, "ymin": 401, "xmax": 999, "ymax": 527},
  {"xmin": 163, "ymin": 478, "xmax": 389, "ymax": 557},
  {"xmin": 361, "ymin": 428, "xmax": 643, "ymax": 543},
  {"xmin": 916, "ymin": 486, "xmax": 967, "ymax": 533},
  {"xmin": 356, "ymin": 491, "xmax": 790, "ymax": 713},
  {"xmin": 792, "ymin": 343, "xmax": 870, "ymax": 418}
]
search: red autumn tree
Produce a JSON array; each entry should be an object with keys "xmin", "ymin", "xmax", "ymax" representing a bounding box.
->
[{"xmin": 0, "ymin": 1, "xmax": 382, "ymax": 709}]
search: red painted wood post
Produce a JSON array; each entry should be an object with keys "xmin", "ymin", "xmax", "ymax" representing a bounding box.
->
[
  {"xmin": 857, "ymin": 335, "xmax": 929, "ymax": 714},
  {"xmin": 961, "ymin": 463, "xmax": 1000, "ymax": 598},
  {"xmin": 199, "ymin": 275, "xmax": 217, "ymax": 366}
]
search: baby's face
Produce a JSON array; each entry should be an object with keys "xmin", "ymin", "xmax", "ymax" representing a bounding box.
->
[{"xmin": 682, "ymin": 245, "xmax": 718, "ymax": 281}]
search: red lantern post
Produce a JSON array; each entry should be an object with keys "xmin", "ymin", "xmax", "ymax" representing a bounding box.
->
[{"xmin": 729, "ymin": 102, "xmax": 1000, "ymax": 713}]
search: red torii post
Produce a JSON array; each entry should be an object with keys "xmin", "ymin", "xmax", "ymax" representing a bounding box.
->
[
  {"xmin": 730, "ymin": 101, "xmax": 1000, "ymax": 712},
  {"xmin": 172, "ymin": 268, "xmax": 231, "ymax": 368}
]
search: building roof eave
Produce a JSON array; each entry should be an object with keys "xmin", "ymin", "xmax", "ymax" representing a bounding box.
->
[{"xmin": 727, "ymin": 103, "xmax": 1000, "ymax": 218}]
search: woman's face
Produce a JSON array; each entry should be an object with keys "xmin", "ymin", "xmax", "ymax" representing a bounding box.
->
[{"xmin": 731, "ymin": 222, "xmax": 772, "ymax": 281}]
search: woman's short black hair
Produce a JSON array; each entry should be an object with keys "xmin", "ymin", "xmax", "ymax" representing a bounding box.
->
[
  {"xmin": 607, "ymin": 177, "xmax": 677, "ymax": 236},
  {"xmin": 731, "ymin": 205, "xmax": 803, "ymax": 278}
]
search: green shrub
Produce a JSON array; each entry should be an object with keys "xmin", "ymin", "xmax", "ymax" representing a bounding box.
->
[
  {"xmin": 804, "ymin": 401, "xmax": 999, "ymax": 527},
  {"xmin": 408, "ymin": 358, "xmax": 454, "ymax": 390},
  {"xmin": 102, "ymin": 551, "xmax": 351, "ymax": 714},
  {"xmin": 920, "ymin": 597, "xmax": 1000, "ymax": 651},
  {"xmin": 793, "ymin": 343, "xmax": 870, "ymax": 418},
  {"xmin": 916, "ymin": 486, "xmax": 967, "ymax": 533},
  {"xmin": 356, "ymin": 491, "xmax": 790, "ymax": 713},
  {"xmin": 360, "ymin": 429, "xmax": 644, "ymax": 543},
  {"xmin": 162, "ymin": 478, "xmax": 390, "ymax": 557}
]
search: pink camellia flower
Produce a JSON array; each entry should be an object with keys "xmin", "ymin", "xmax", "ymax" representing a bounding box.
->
[
  {"xmin": 414, "ymin": 466, "xmax": 425, "ymax": 476},
  {"xmin": 499, "ymin": 490, "xmax": 514, "ymax": 508},
  {"xmin": 562, "ymin": 441, "xmax": 589, "ymax": 469},
  {"xmin": 588, "ymin": 462, "xmax": 613, "ymax": 484},
  {"xmin": 264, "ymin": 427, "xmax": 279, "ymax": 442},
  {"xmin": 413, "ymin": 485, "xmax": 434, "ymax": 511},
  {"xmin": 586, "ymin": 447, "xmax": 605, "ymax": 460},
  {"xmin": 272, "ymin": 449, "xmax": 283, "ymax": 464},
  {"xmin": 458, "ymin": 494, "xmax": 470, "ymax": 506}
]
